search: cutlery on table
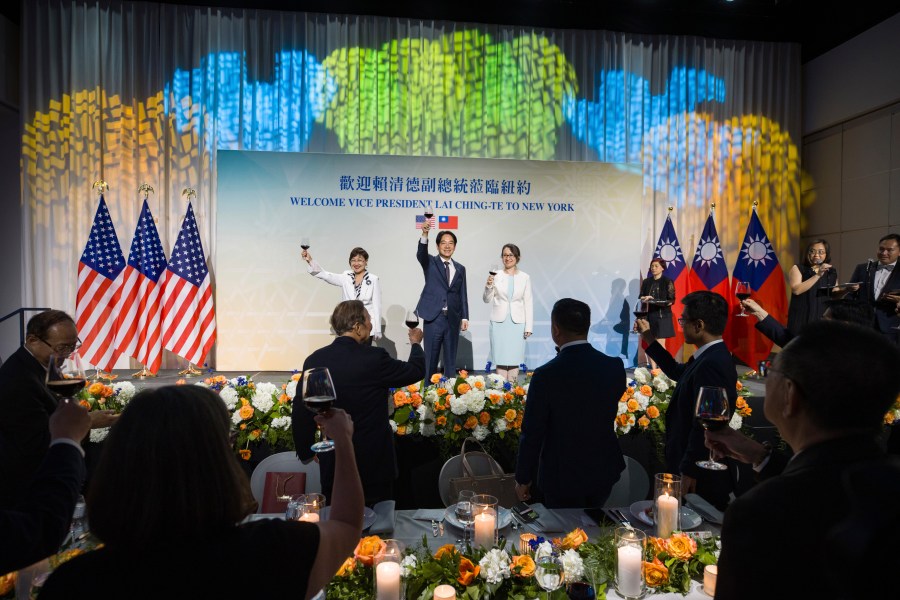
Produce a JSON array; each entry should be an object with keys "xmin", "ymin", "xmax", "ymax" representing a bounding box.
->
[
  {"xmin": 612, "ymin": 508, "xmax": 634, "ymax": 529},
  {"xmin": 431, "ymin": 520, "xmax": 439, "ymax": 537}
]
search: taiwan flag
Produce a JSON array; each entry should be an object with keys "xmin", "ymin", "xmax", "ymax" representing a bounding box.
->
[
  {"xmin": 723, "ymin": 207, "xmax": 787, "ymax": 367},
  {"xmin": 438, "ymin": 215, "xmax": 458, "ymax": 229},
  {"xmin": 651, "ymin": 215, "xmax": 688, "ymax": 357},
  {"xmin": 687, "ymin": 210, "xmax": 731, "ymax": 301}
]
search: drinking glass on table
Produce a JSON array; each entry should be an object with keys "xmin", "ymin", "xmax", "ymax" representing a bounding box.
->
[
  {"xmin": 46, "ymin": 351, "xmax": 87, "ymax": 401},
  {"xmin": 455, "ymin": 490, "xmax": 475, "ymax": 547},
  {"xmin": 695, "ymin": 386, "xmax": 730, "ymax": 470},
  {"xmin": 302, "ymin": 367, "xmax": 336, "ymax": 453},
  {"xmin": 534, "ymin": 547, "xmax": 565, "ymax": 600},
  {"xmin": 735, "ymin": 281, "xmax": 751, "ymax": 317}
]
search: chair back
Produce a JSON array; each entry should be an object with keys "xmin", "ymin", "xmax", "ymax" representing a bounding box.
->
[
  {"xmin": 437, "ymin": 450, "xmax": 503, "ymax": 507},
  {"xmin": 249, "ymin": 451, "xmax": 321, "ymax": 513},
  {"xmin": 604, "ymin": 456, "xmax": 650, "ymax": 507}
]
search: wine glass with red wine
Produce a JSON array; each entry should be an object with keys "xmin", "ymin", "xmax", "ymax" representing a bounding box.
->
[
  {"xmin": 404, "ymin": 309, "xmax": 419, "ymax": 344},
  {"xmin": 632, "ymin": 300, "xmax": 650, "ymax": 331},
  {"xmin": 300, "ymin": 236, "xmax": 311, "ymax": 251},
  {"xmin": 302, "ymin": 367, "xmax": 336, "ymax": 453},
  {"xmin": 489, "ymin": 263, "xmax": 499, "ymax": 276},
  {"xmin": 695, "ymin": 386, "xmax": 730, "ymax": 470},
  {"xmin": 46, "ymin": 352, "xmax": 87, "ymax": 401},
  {"xmin": 735, "ymin": 281, "xmax": 751, "ymax": 317}
]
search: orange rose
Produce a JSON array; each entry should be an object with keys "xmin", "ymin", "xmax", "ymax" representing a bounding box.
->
[
  {"xmin": 619, "ymin": 393, "xmax": 629, "ymax": 403},
  {"xmin": 474, "ymin": 380, "xmax": 484, "ymax": 390},
  {"xmin": 616, "ymin": 414, "xmax": 630, "ymax": 426},
  {"xmin": 510, "ymin": 554, "xmax": 536, "ymax": 578},
  {"xmin": 887, "ymin": 412, "xmax": 897, "ymax": 425},
  {"xmin": 459, "ymin": 369, "xmax": 469, "ymax": 378},
  {"xmin": 479, "ymin": 411, "xmax": 490, "ymax": 425},
  {"xmin": 640, "ymin": 384, "xmax": 653, "ymax": 396},
  {"xmin": 504, "ymin": 393, "xmax": 514, "ymax": 401},
  {"xmin": 625, "ymin": 386, "xmax": 635, "ymax": 396},
  {"xmin": 514, "ymin": 386, "xmax": 525, "ymax": 396},
  {"xmin": 646, "ymin": 405, "xmax": 660, "ymax": 419},
  {"xmin": 665, "ymin": 533, "xmax": 697, "ymax": 560},
  {"xmin": 505, "ymin": 409, "xmax": 517, "ymax": 421},
  {"xmin": 638, "ymin": 416, "xmax": 651, "ymax": 428},
  {"xmin": 553, "ymin": 528, "xmax": 588, "ymax": 550},
  {"xmin": 239, "ymin": 405, "xmax": 254, "ymax": 420},
  {"xmin": 644, "ymin": 558, "xmax": 669, "ymax": 588},
  {"xmin": 457, "ymin": 557, "xmax": 480, "ymax": 585},
  {"xmin": 411, "ymin": 393, "xmax": 423, "ymax": 408},
  {"xmin": 100, "ymin": 385, "xmax": 114, "ymax": 398},
  {"xmin": 434, "ymin": 543, "xmax": 458, "ymax": 559},
  {"xmin": 407, "ymin": 384, "xmax": 419, "ymax": 392},
  {"xmin": 336, "ymin": 556, "xmax": 356, "ymax": 576},
  {"xmin": 291, "ymin": 373, "xmax": 302, "ymax": 381},
  {"xmin": 393, "ymin": 391, "xmax": 408, "ymax": 407},
  {"xmin": 464, "ymin": 416, "xmax": 478, "ymax": 429},
  {"xmin": 627, "ymin": 399, "xmax": 640, "ymax": 412},
  {"xmin": 457, "ymin": 383, "xmax": 472, "ymax": 394},
  {"xmin": 79, "ymin": 399, "xmax": 91, "ymax": 409},
  {"xmin": 88, "ymin": 382, "xmax": 105, "ymax": 396},
  {"xmin": 249, "ymin": 429, "xmax": 262, "ymax": 440},
  {"xmin": 489, "ymin": 392, "xmax": 502, "ymax": 405},
  {"xmin": 278, "ymin": 394, "xmax": 289, "ymax": 404},
  {"xmin": 354, "ymin": 536, "xmax": 386, "ymax": 567},
  {"xmin": 735, "ymin": 398, "xmax": 748, "ymax": 409},
  {"xmin": 436, "ymin": 415, "xmax": 447, "ymax": 426},
  {"xmin": 650, "ymin": 368, "xmax": 661, "ymax": 376},
  {"xmin": 397, "ymin": 425, "xmax": 407, "ymax": 436},
  {"xmin": 239, "ymin": 449, "xmax": 251, "ymax": 460},
  {"xmin": 736, "ymin": 381, "xmax": 744, "ymax": 391},
  {"xmin": 453, "ymin": 424, "xmax": 462, "ymax": 432},
  {"xmin": 240, "ymin": 423, "xmax": 247, "ymax": 430},
  {"xmin": 431, "ymin": 373, "xmax": 442, "ymax": 384},
  {"xmin": 648, "ymin": 536, "xmax": 668, "ymax": 556},
  {"xmin": 240, "ymin": 398, "xmax": 249, "ymax": 406},
  {"xmin": 437, "ymin": 387, "xmax": 448, "ymax": 396}
]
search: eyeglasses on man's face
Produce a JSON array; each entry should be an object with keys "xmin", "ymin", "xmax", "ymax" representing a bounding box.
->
[{"xmin": 37, "ymin": 337, "xmax": 82, "ymax": 356}]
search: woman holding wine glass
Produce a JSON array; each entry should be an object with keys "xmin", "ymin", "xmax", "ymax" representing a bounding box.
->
[
  {"xmin": 483, "ymin": 244, "xmax": 533, "ymax": 382},
  {"xmin": 302, "ymin": 244, "xmax": 383, "ymax": 343},
  {"xmin": 785, "ymin": 239, "xmax": 838, "ymax": 336},
  {"xmin": 636, "ymin": 258, "xmax": 675, "ymax": 367}
]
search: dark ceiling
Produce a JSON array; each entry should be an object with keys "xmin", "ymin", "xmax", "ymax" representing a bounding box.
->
[{"xmin": 4, "ymin": 1, "xmax": 899, "ymax": 63}]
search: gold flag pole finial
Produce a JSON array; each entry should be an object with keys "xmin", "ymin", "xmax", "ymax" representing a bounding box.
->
[
  {"xmin": 138, "ymin": 183, "xmax": 154, "ymax": 199},
  {"xmin": 181, "ymin": 187, "xmax": 197, "ymax": 201},
  {"xmin": 667, "ymin": 205, "xmax": 674, "ymax": 213},
  {"xmin": 710, "ymin": 202, "xmax": 716, "ymax": 210},
  {"xmin": 752, "ymin": 200, "xmax": 759, "ymax": 208},
  {"xmin": 92, "ymin": 180, "xmax": 109, "ymax": 196}
]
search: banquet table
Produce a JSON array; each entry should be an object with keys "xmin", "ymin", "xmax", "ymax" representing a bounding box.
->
[{"xmin": 251, "ymin": 504, "xmax": 722, "ymax": 600}]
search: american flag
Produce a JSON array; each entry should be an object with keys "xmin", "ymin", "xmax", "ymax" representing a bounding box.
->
[
  {"xmin": 75, "ymin": 196, "xmax": 125, "ymax": 371},
  {"xmin": 114, "ymin": 199, "xmax": 168, "ymax": 373},
  {"xmin": 161, "ymin": 202, "xmax": 217, "ymax": 365},
  {"xmin": 415, "ymin": 215, "xmax": 436, "ymax": 229}
]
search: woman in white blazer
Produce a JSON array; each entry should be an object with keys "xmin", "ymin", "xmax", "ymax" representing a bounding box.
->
[
  {"xmin": 483, "ymin": 243, "xmax": 533, "ymax": 381},
  {"xmin": 302, "ymin": 246, "xmax": 383, "ymax": 341}
]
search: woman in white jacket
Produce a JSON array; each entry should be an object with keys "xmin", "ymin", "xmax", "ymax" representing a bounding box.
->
[
  {"xmin": 302, "ymin": 246, "xmax": 383, "ymax": 341},
  {"xmin": 483, "ymin": 243, "xmax": 533, "ymax": 381}
]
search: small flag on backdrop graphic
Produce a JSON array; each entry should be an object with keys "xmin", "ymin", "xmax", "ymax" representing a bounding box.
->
[
  {"xmin": 438, "ymin": 215, "xmax": 458, "ymax": 229},
  {"xmin": 75, "ymin": 196, "xmax": 125, "ymax": 371},
  {"xmin": 415, "ymin": 215, "xmax": 436, "ymax": 229},
  {"xmin": 114, "ymin": 199, "xmax": 168, "ymax": 373},
  {"xmin": 651, "ymin": 214, "xmax": 688, "ymax": 357},
  {"xmin": 723, "ymin": 206, "xmax": 787, "ymax": 367},
  {"xmin": 161, "ymin": 202, "xmax": 217, "ymax": 366},
  {"xmin": 687, "ymin": 208, "xmax": 731, "ymax": 301}
]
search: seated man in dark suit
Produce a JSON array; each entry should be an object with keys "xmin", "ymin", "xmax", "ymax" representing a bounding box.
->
[
  {"xmin": 636, "ymin": 291, "xmax": 736, "ymax": 507},
  {"xmin": 1, "ymin": 398, "xmax": 91, "ymax": 574},
  {"xmin": 293, "ymin": 300, "xmax": 425, "ymax": 505},
  {"xmin": 515, "ymin": 298, "xmax": 625, "ymax": 508},
  {"xmin": 0, "ymin": 310, "xmax": 117, "ymax": 509},
  {"xmin": 714, "ymin": 321, "xmax": 900, "ymax": 599}
]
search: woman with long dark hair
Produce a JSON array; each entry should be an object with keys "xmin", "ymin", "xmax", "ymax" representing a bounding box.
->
[{"xmin": 786, "ymin": 239, "xmax": 838, "ymax": 336}]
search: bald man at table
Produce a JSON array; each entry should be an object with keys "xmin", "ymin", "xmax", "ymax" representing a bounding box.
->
[{"xmin": 713, "ymin": 320, "xmax": 900, "ymax": 599}]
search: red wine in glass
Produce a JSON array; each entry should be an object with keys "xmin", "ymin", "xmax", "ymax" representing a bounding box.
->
[
  {"xmin": 47, "ymin": 379, "xmax": 87, "ymax": 398},
  {"xmin": 300, "ymin": 236, "xmax": 311, "ymax": 251},
  {"xmin": 633, "ymin": 300, "xmax": 650, "ymax": 319},
  {"xmin": 735, "ymin": 292, "xmax": 751, "ymax": 301},
  {"xmin": 404, "ymin": 309, "xmax": 419, "ymax": 330},
  {"xmin": 304, "ymin": 396, "xmax": 335, "ymax": 413},
  {"xmin": 735, "ymin": 281, "xmax": 751, "ymax": 317},
  {"xmin": 699, "ymin": 416, "xmax": 731, "ymax": 432},
  {"xmin": 46, "ymin": 352, "xmax": 87, "ymax": 400},
  {"xmin": 302, "ymin": 367, "xmax": 336, "ymax": 453},
  {"xmin": 695, "ymin": 386, "xmax": 730, "ymax": 470}
]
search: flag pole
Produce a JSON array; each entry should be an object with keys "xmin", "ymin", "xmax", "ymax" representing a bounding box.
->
[
  {"xmin": 176, "ymin": 187, "xmax": 204, "ymax": 377},
  {"xmin": 88, "ymin": 179, "xmax": 118, "ymax": 383},
  {"xmin": 132, "ymin": 182, "xmax": 158, "ymax": 379}
]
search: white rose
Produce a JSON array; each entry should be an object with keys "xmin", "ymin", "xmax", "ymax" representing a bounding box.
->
[
  {"xmin": 617, "ymin": 401, "xmax": 628, "ymax": 416},
  {"xmin": 389, "ymin": 420, "xmax": 398, "ymax": 433},
  {"xmin": 285, "ymin": 380, "xmax": 298, "ymax": 400},
  {"xmin": 478, "ymin": 549, "xmax": 511, "ymax": 584},
  {"xmin": 729, "ymin": 413, "xmax": 743, "ymax": 430},
  {"xmin": 492, "ymin": 418, "xmax": 507, "ymax": 433},
  {"xmin": 487, "ymin": 374, "xmax": 506, "ymax": 389},
  {"xmin": 112, "ymin": 381, "xmax": 136, "ymax": 404},
  {"xmin": 231, "ymin": 410, "xmax": 244, "ymax": 425},
  {"xmin": 400, "ymin": 554, "xmax": 418, "ymax": 577},
  {"xmin": 251, "ymin": 391, "xmax": 275, "ymax": 414},
  {"xmin": 652, "ymin": 377, "xmax": 669, "ymax": 393},
  {"xmin": 633, "ymin": 392, "xmax": 649, "ymax": 411},
  {"xmin": 89, "ymin": 427, "xmax": 109, "ymax": 443},
  {"xmin": 271, "ymin": 416, "xmax": 291, "ymax": 429},
  {"xmin": 560, "ymin": 549, "xmax": 584, "ymax": 582},
  {"xmin": 416, "ymin": 404, "xmax": 427, "ymax": 421},
  {"xmin": 465, "ymin": 390, "xmax": 486, "ymax": 413},
  {"xmin": 220, "ymin": 387, "xmax": 239, "ymax": 410},
  {"xmin": 633, "ymin": 368, "xmax": 649, "ymax": 384},
  {"xmin": 449, "ymin": 395, "xmax": 468, "ymax": 415},
  {"xmin": 473, "ymin": 424, "xmax": 489, "ymax": 441}
]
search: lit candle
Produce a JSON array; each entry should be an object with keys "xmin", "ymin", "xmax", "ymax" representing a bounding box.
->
[
  {"xmin": 703, "ymin": 565, "xmax": 718, "ymax": 596},
  {"xmin": 519, "ymin": 532, "xmax": 537, "ymax": 554},
  {"xmin": 375, "ymin": 561, "xmax": 401, "ymax": 600},
  {"xmin": 616, "ymin": 545, "xmax": 643, "ymax": 597},
  {"xmin": 433, "ymin": 584, "xmax": 456, "ymax": 600},
  {"xmin": 298, "ymin": 513, "xmax": 320, "ymax": 523},
  {"xmin": 473, "ymin": 511, "xmax": 496, "ymax": 547},
  {"xmin": 656, "ymin": 492, "xmax": 679, "ymax": 538}
]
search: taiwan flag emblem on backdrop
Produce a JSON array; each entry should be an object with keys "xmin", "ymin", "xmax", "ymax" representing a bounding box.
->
[{"xmin": 439, "ymin": 215, "xmax": 458, "ymax": 229}]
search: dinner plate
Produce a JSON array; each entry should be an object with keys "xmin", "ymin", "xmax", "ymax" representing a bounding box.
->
[
  {"xmin": 443, "ymin": 504, "xmax": 513, "ymax": 530},
  {"xmin": 321, "ymin": 506, "xmax": 377, "ymax": 530},
  {"xmin": 629, "ymin": 500, "xmax": 701, "ymax": 530}
]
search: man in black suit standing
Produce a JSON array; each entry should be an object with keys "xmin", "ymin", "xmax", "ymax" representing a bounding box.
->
[
  {"xmin": 715, "ymin": 321, "xmax": 900, "ymax": 599},
  {"xmin": 636, "ymin": 291, "xmax": 736, "ymax": 507},
  {"xmin": 1, "ymin": 398, "xmax": 91, "ymax": 574},
  {"xmin": 515, "ymin": 298, "xmax": 625, "ymax": 508},
  {"xmin": 0, "ymin": 310, "xmax": 117, "ymax": 509},
  {"xmin": 847, "ymin": 233, "xmax": 900, "ymax": 344},
  {"xmin": 416, "ymin": 221, "xmax": 469, "ymax": 378},
  {"xmin": 293, "ymin": 300, "xmax": 425, "ymax": 505}
]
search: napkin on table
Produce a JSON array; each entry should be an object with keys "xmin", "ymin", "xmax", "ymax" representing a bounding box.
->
[
  {"xmin": 529, "ymin": 503, "xmax": 568, "ymax": 533},
  {"xmin": 412, "ymin": 508, "xmax": 446, "ymax": 521},
  {"xmin": 369, "ymin": 500, "xmax": 396, "ymax": 534}
]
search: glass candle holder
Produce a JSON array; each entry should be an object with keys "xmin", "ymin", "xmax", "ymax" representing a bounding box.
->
[
  {"xmin": 374, "ymin": 539, "xmax": 406, "ymax": 600},
  {"xmin": 615, "ymin": 526, "xmax": 646, "ymax": 599},
  {"xmin": 299, "ymin": 492, "xmax": 326, "ymax": 523},
  {"xmin": 471, "ymin": 494, "xmax": 498, "ymax": 548},
  {"xmin": 519, "ymin": 532, "xmax": 537, "ymax": 554},
  {"xmin": 654, "ymin": 473, "xmax": 681, "ymax": 538}
]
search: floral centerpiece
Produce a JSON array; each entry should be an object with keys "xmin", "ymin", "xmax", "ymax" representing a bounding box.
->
[
  {"xmin": 729, "ymin": 382, "xmax": 753, "ymax": 431},
  {"xmin": 197, "ymin": 374, "xmax": 298, "ymax": 460},
  {"xmin": 75, "ymin": 381, "xmax": 137, "ymax": 442},
  {"xmin": 326, "ymin": 527, "xmax": 720, "ymax": 599},
  {"xmin": 617, "ymin": 367, "xmax": 673, "ymax": 436},
  {"xmin": 389, "ymin": 370, "xmax": 528, "ymax": 459},
  {"xmin": 884, "ymin": 394, "xmax": 900, "ymax": 425}
]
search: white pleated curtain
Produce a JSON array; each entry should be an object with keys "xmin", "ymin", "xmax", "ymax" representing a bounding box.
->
[{"xmin": 20, "ymin": 1, "xmax": 801, "ymax": 367}]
